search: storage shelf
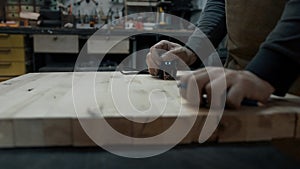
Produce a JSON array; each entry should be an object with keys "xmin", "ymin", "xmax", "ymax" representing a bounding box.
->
[{"xmin": 126, "ymin": 1, "xmax": 157, "ymax": 7}]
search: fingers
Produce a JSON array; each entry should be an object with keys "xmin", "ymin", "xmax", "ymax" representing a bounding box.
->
[
  {"xmin": 226, "ymin": 84, "xmax": 245, "ymax": 109},
  {"xmin": 225, "ymin": 71, "xmax": 273, "ymax": 108},
  {"xmin": 161, "ymin": 49, "xmax": 191, "ymax": 70},
  {"xmin": 180, "ymin": 68, "xmax": 226, "ymax": 107},
  {"xmin": 204, "ymin": 70, "xmax": 244, "ymax": 109},
  {"xmin": 147, "ymin": 40, "xmax": 182, "ymax": 76},
  {"xmin": 146, "ymin": 52, "xmax": 161, "ymax": 76},
  {"xmin": 150, "ymin": 40, "xmax": 180, "ymax": 54},
  {"xmin": 242, "ymin": 71, "xmax": 274, "ymax": 103},
  {"xmin": 201, "ymin": 68, "xmax": 228, "ymax": 108},
  {"xmin": 179, "ymin": 69, "xmax": 209, "ymax": 105},
  {"xmin": 179, "ymin": 68, "xmax": 274, "ymax": 109},
  {"xmin": 162, "ymin": 47, "xmax": 197, "ymax": 67}
]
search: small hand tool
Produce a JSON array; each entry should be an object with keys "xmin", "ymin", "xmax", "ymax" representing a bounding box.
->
[{"xmin": 157, "ymin": 60, "xmax": 178, "ymax": 80}]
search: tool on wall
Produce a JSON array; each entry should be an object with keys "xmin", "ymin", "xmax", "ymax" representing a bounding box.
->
[{"xmin": 156, "ymin": 0, "xmax": 171, "ymax": 25}]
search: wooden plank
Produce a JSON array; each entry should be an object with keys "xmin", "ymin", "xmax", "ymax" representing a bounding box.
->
[
  {"xmin": 0, "ymin": 119, "xmax": 14, "ymax": 147},
  {"xmin": 14, "ymin": 119, "xmax": 72, "ymax": 147},
  {"xmin": 296, "ymin": 113, "xmax": 300, "ymax": 138},
  {"xmin": 3, "ymin": 73, "xmax": 74, "ymax": 147},
  {"xmin": 0, "ymin": 72, "xmax": 299, "ymax": 147},
  {"xmin": 271, "ymin": 113, "xmax": 295, "ymax": 139},
  {"xmin": 43, "ymin": 119, "xmax": 72, "ymax": 146},
  {"xmin": 218, "ymin": 103, "xmax": 298, "ymax": 142},
  {"xmin": 0, "ymin": 73, "xmax": 45, "ymax": 96},
  {"xmin": 72, "ymin": 118, "xmax": 133, "ymax": 146},
  {"xmin": 218, "ymin": 113, "xmax": 251, "ymax": 142},
  {"xmin": 14, "ymin": 119, "xmax": 44, "ymax": 147},
  {"xmin": 187, "ymin": 113, "xmax": 218, "ymax": 143},
  {"xmin": 72, "ymin": 119, "xmax": 96, "ymax": 146},
  {"xmin": 104, "ymin": 118, "xmax": 133, "ymax": 145},
  {"xmin": 132, "ymin": 117, "xmax": 166, "ymax": 145}
]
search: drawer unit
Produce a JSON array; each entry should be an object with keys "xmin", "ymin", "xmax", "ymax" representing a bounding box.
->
[
  {"xmin": 6, "ymin": 5, "xmax": 20, "ymax": 12},
  {"xmin": 0, "ymin": 62, "xmax": 26, "ymax": 76},
  {"xmin": 0, "ymin": 48, "xmax": 25, "ymax": 62},
  {"xmin": 0, "ymin": 34, "xmax": 24, "ymax": 48},
  {"xmin": 21, "ymin": 5, "xmax": 34, "ymax": 12},
  {"xmin": 87, "ymin": 36, "xmax": 130, "ymax": 54},
  {"xmin": 0, "ymin": 34, "xmax": 26, "ymax": 78},
  {"xmin": 34, "ymin": 35, "xmax": 79, "ymax": 53},
  {"xmin": 6, "ymin": 12, "xmax": 20, "ymax": 20}
]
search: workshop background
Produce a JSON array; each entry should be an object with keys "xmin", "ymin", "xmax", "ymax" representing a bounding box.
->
[
  {"xmin": 0, "ymin": 0, "xmax": 209, "ymax": 80},
  {"xmin": 0, "ymin": 1, "xmax": 299, "ymax": 169}
]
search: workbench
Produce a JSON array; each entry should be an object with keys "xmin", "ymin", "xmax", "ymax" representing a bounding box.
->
[
  {"xmin": 0, "ymin": 27, "xmax": 194, "ymax": 73},
  {"xmin": 0, "ymin": 72, "xmax": 299, "ymax": 148}
]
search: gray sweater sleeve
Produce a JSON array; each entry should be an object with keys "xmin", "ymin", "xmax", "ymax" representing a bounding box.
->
[
  {"xmin": 246, "ymin": 0, "xmax": 300, "ymax": 96},
  {"xmin": 186, "ymin": 0, "xmax": 227, "ymax": 53}
]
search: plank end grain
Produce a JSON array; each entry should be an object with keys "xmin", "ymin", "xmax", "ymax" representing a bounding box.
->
[
  {"xmin": 72, "ymin": 119, "xmax": 97, "ymax": 146},
  {"xmin": 296, "ymin": 113, "xmax": 300, "ymax": 138},
  {"xmin": 13, "ymin": 119, "xmax": 44, "ymax": 147},
  {"xmin": 43, "ymin": 119, "xmax": 72, "ymax": 146},
  {"xmin": 0, "ymin": 120, "xmax": 14, "ymax": 147}
]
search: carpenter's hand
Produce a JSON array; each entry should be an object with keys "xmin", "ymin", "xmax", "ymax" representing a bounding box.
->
[
  {"xmin": 179, "ymin": 67, "xmax": 275, "ymax": 109},
  {"xmin": 146, "ymin": 40, "xmax": 197, "ymax": 76}
]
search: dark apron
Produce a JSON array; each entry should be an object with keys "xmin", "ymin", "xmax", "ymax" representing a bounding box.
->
[{"xmin": 224, "ymin": 0, "xmax": 300, "ymax": 95}]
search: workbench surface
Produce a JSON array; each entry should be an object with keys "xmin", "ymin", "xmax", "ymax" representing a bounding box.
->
[
  {"xmin": 0, "ymin": 27, "xmax": 193, "ymax": 36},
  {"xmin": 0, "ymin": 72, "xmax": 299, "ymax": 148}
]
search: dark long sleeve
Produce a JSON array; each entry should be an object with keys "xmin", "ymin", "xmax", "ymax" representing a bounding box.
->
[
  {"xmin": 185, "ymin": 0, "xmax": 227, "ymax": 68},
  {"xmin": 246, "ymin": 0, "xmax": 300, "ymax": 96},
  {"xmin": 186, "ymin": 0, "xmax": 227, "ymax": 51}
]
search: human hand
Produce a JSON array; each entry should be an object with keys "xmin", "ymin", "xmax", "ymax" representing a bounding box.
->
[
  {"xmin": 146, "ymin": 40, "xmax": 197, "ymax": 76},
  {"xmin": 179, "ymin": 67, "xmax": 275, "ymax": 109}
]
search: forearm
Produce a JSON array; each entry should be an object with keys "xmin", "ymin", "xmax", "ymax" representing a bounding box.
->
[{"xmin": 246, "ymin": 0, "xmax": 300, "ymax": 96}]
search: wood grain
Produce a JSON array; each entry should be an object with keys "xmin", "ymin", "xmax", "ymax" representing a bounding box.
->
[
  {"xmin": 72, "ymin": 119, "xmax": 96, "ymax": 147},
  {"xmin": 43, "ymin": 119, "xmax": 72, "ymax": 146},
  {"xmin": 0, "ymin": 120, "xmax": 14, "ymax": 147},
  {"xmin": 0, "ymin": 72, "xmax": 299, "ymax": 147},
  {"xmin": 14, "ymin": 119, "xmax": 44, "ymax": 147},
  {"xmin": 219, "ymin": 108, "xmax": 297, "ymax": 142}
]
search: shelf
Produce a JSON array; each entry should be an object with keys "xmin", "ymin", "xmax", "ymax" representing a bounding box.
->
[{"xmin": 126, "ymin": 1, "xmax": 157, "ymax": 7}]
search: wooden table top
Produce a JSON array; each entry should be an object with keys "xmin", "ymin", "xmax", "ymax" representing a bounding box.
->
[{"xmin": 0, "ymin": 72, "xmax": 299, "ymax": 148}]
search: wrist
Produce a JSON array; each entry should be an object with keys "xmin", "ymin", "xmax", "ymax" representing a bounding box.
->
[{"xmin": 183, "ymin": 47, "xmax": 197, "ymax": 65}]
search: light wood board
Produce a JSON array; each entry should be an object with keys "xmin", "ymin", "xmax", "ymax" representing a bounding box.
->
[{"xmin": 0, "ymin": 72, "xmax": 299, "ymax": 147}]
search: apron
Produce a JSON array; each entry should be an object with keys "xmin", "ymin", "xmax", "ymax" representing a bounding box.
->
[{"xmin": 224, "ymin": 0, "xmax": 300, "ymax": 95}]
